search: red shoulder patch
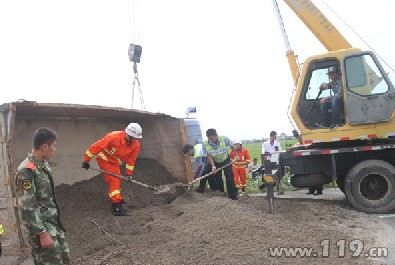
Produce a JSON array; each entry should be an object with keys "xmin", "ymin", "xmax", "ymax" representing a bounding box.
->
[{"xmin": 27, "ymin": 161, "xmax": 35, "ymax": 170}]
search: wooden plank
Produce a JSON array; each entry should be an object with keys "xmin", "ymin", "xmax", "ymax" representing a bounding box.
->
[
  {"xmin": 179, "ymin": 119, "xmax": 188, "ymax": 145},
  {"xmin": 179, "ymin": 119, "xmax": 193, "ymax": 183},
  {"xmin": 3, "ymin": 177, "xmax": 9, "ymax": 185},
  {"xmin": 0, "ymin": 111, "xmax": 6, "ymax": 136},
  {"xmin": 0, "ymin": 107, "xmax": 24, "ymax": 252},
  {"xmin": 8, "ymin": 104, "xmax": 17, "ymax": 174},
  {"xmin": 0, "ymin": 198, "xmax": 7, "ymax": 208}
]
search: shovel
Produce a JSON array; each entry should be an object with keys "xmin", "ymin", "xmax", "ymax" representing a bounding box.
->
[
  {"xmin": 90, "ymin": 167, "xmax": 176, "ymax": 194},
  {"xmin": 173, "ymin": 161, "xmax": 234, "ymax": 192}
]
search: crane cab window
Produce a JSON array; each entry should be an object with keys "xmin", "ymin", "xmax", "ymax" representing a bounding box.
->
[
  {"xmin": 297, "ymin": 60, "xmax": 342, "ymax": 129},
  {"xmin": 345, "ymin": 54, "xmax": 389, "ymax": 96},
  {"xmin": 344, "ymin": 52, "xmax": 395, "ymax": 125},
  {"xmin": 305, "ymin": 68, "xmax": 334, "ymax": 100},
  {"xmin": 298, "ymin": 53, "xmax": 395, "ymax": 127}
]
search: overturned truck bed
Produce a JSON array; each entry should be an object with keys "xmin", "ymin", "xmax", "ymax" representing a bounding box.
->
[{"xmin": 0, "ymin": 101, "xmax": 199, "ymax": 255}]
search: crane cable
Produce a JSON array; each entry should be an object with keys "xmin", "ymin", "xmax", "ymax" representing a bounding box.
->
[
  {"xmin": 129, "ymin": 0, "xmax": 146, "ymax": 111},
  {"xmin": 129, "ymin": 0, "xmax": 140, "ymax": 43},
  {"xmin": 132, "ymin": 63, "xmax": 146, "ymax": 111},
  {"xmin": 320, "ymin": 0, "xmax": 395, "ymax": 75}
]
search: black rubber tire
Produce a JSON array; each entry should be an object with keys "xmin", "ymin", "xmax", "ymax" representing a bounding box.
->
[
  {"xmin": 291, "ymin": 173, "xmax": 331, "ymax": 188},
  {"xmin": 345, "ymin": 159, "xmax": 395, "ymax": 214}
]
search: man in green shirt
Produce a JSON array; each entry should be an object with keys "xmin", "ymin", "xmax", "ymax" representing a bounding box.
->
[{"xmin": 15, "ymin": 127, "xmax": 70, "ymax": 264}]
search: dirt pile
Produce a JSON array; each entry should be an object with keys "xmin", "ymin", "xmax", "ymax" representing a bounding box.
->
[
  {"xmin": 57, "ymin": 158, "xmax": 180, "ymax": 211},
  {"xmin": 6, "ymin": 158, "xmax": 393, "ymax": 265},
  {"xmin": 63, "ymin": 193, "xmax": 390, "ymax": 265}
]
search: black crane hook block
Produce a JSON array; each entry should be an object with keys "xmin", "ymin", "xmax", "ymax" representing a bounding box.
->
[{"xmin": 128, "ymin": 44, "xmax": 142, "ymax": 63}]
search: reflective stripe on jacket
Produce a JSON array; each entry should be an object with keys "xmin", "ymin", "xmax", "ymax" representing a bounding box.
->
[
  {"xmin": 204, "ymin": 136, "xmax": 228, "ymax": 163},
  {"xmin": 230, "ymin": 148, "xmax": 250, "ymax": 168},
  {"xmin": 84, "ymin": 131, "xmax": 140, "ymax": 175}
]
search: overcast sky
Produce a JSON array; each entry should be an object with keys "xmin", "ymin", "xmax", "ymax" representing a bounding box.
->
[{"xmin": 1, "ymin": 0, "xmax": 395, "ymax": 140}]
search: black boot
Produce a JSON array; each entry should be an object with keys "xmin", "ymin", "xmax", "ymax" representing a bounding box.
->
[
  {"xmin": 112, "ymin": 202, "xmax": 128, "ymax": 216},
  {"xmin": 306, "ymin": 187, "xmax": 315, "ymax": 195}
]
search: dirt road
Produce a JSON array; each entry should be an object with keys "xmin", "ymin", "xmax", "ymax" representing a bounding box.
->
[{"xmin": 4, "ymin": 158, "xmax": 394, "ymax": 265}]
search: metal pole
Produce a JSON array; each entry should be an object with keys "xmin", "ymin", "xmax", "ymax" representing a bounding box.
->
[
  {"xmin": 271, "ymin": 0, "xmax": 292, "ymax": 52},
  {"xmin": 268, "ymin": 184, "xmax": 275, "ymax": 214},
  {"xmin": 264, "ymin": 152, "xmax": 272, "ymax": 174},
  {"xmin": 263, "ymin": 152, "xmax": 275, "ymax": 214}
]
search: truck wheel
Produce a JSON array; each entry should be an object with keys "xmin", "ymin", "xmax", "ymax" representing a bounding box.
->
[
  {"xmin": 291, "ymin": 174, "xmax": 331, "ymax": 188},
  {"xmin": 336, "ymin": 178, "xmax": 345, "ymax": 194},
  {"xmin": 345, "ymin": 160, "xmax": 395, "ymax": 214}
]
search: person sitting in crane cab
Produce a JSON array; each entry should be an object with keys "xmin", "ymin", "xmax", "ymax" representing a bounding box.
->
[{"xmin": 319, "ymin": 66, "xmax": 343, "ymax": 129}]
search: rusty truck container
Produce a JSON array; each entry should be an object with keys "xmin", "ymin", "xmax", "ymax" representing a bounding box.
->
[{"xmin": 0, "ymin": 101, "xmax": 196, "ymax": 255}]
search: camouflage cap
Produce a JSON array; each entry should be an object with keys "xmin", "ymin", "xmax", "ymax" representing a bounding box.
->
[{"xmin": 327, "ymin": 66, "xmax": 339, "ymax": 75}]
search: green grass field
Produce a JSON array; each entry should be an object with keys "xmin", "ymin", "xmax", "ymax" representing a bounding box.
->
[
  {"xmin": 197, "ymin": 140, "xmax": 296, "ymax": 193},
  {"xmin": 242, "ymin": 140, "xmax": 336, "ymax": 192},
  {"xmin": 195, "ymin": 139, "xmax": 336, "ymax": 193},
  {"xmin": 242, "ymin": 140, "xmax": 296, "ymax": 193},
  {"xmin": 243, "ymin": 140, "xmax": 297, "ymax": 163}
]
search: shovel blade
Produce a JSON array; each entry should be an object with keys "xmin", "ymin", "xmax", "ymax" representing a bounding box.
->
[
  {"xmin": 154, "ymin": 184, "xmax": 177, "ymax": 195},
  {"xmin": 173, "ymin": 183, "xmax": 193, "ymax": 194}
]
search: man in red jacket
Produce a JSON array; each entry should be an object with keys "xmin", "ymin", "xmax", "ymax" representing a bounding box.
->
[
  {"xmin": 82, "ymin": 123, "xmax": 142, "ymax": 216},
  {"xmin": 230, "ymin": 140, "xmax": 250, "ymax": 193}
]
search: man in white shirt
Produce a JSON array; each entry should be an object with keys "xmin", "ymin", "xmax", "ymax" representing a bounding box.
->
[
  {"xmin": 262, "ymin": 131, "xmax": 282, "ymax": 154},
  {"xmin": 261, "ymin": 131, "xmax": 284, "ymax": 194}
]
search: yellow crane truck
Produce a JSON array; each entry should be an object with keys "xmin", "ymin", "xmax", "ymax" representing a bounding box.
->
[{"xmin": 273, "ymin": 0, "xmax": 395, "ymax": 213}]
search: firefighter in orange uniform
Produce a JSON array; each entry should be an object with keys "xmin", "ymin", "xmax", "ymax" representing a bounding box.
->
[
  {"xmin": 82, "ymin": 123, "xmax": 142, "ymax": 216},
  {"xmin": 230, "ymin": 140, "xmax": 250, "ymax": 193}
]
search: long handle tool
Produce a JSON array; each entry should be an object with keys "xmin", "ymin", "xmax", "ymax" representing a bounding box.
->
[
  {"xmin": 189, "ymin": 162, "xmax": 233, "ymax": 185},
  {"xmin": 90, "ymin": 167, "xmax": 175, "ymax": 194},
  {"xmin": 182, "ymin": 162, "xmax": 234, "ymax": 192}
]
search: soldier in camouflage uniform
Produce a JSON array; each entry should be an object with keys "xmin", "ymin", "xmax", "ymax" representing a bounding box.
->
[{"xmin": 15, "ymin": 127, "xmax": 70, "ymax": 265}]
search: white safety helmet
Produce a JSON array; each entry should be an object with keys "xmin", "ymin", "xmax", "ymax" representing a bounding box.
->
[
  {"xmin": 234, "ymin": 139, "xmax": 242, "ymax": 145},
  {"xmin": 125, "ymin": 123, "xmax": 142, "ymax": 138}
]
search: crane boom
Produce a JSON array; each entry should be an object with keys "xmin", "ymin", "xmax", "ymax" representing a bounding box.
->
[
  {"xmin": 271, "ymin": 0, "xmax": 300, "ymax": 85},
  {"xmin": 283, "ymin": 0, "xmax": 351, "ymax": 51}
]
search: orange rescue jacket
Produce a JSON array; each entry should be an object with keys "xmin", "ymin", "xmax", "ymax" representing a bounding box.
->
[
  {"xmin": 84, "ymin": 131, "xmax": 140, "ymax": 175},
  {"xmin": 230, "ymin": 148, "xmax": 250, "ymax": 168}
]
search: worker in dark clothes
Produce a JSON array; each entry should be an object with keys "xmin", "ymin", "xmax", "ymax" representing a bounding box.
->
[
  {"xmin": 306, "ymin": 185, "xmax": 323, "ymax": 195},
  {"xmin": 183, "ymin": 143, "xmax": 218, "ymax": 192}
]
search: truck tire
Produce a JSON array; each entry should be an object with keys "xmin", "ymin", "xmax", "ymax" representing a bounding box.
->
[
  {"xmin": 345, "ymin": 160, "xmax": 395, "ymax": 214},
  {"xmin": 336, "ymin": 178, "xmax": 345, "ymax": 194},
  {"xmin": 291, "ymin": 174, "xmax": 331, "ymax": 188}
]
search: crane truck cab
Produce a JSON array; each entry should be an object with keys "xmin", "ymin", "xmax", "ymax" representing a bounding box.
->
[
  {"xmin": 294, "ymin": 48, "xmax": 395, "ymax": 143},
  {"xmin": 273, "ymin": 0, "xmax": 395, "ymax": 213},
  {"xmin": 281, "ymin": 49, "xmax": 395, "ymax": 214}
]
